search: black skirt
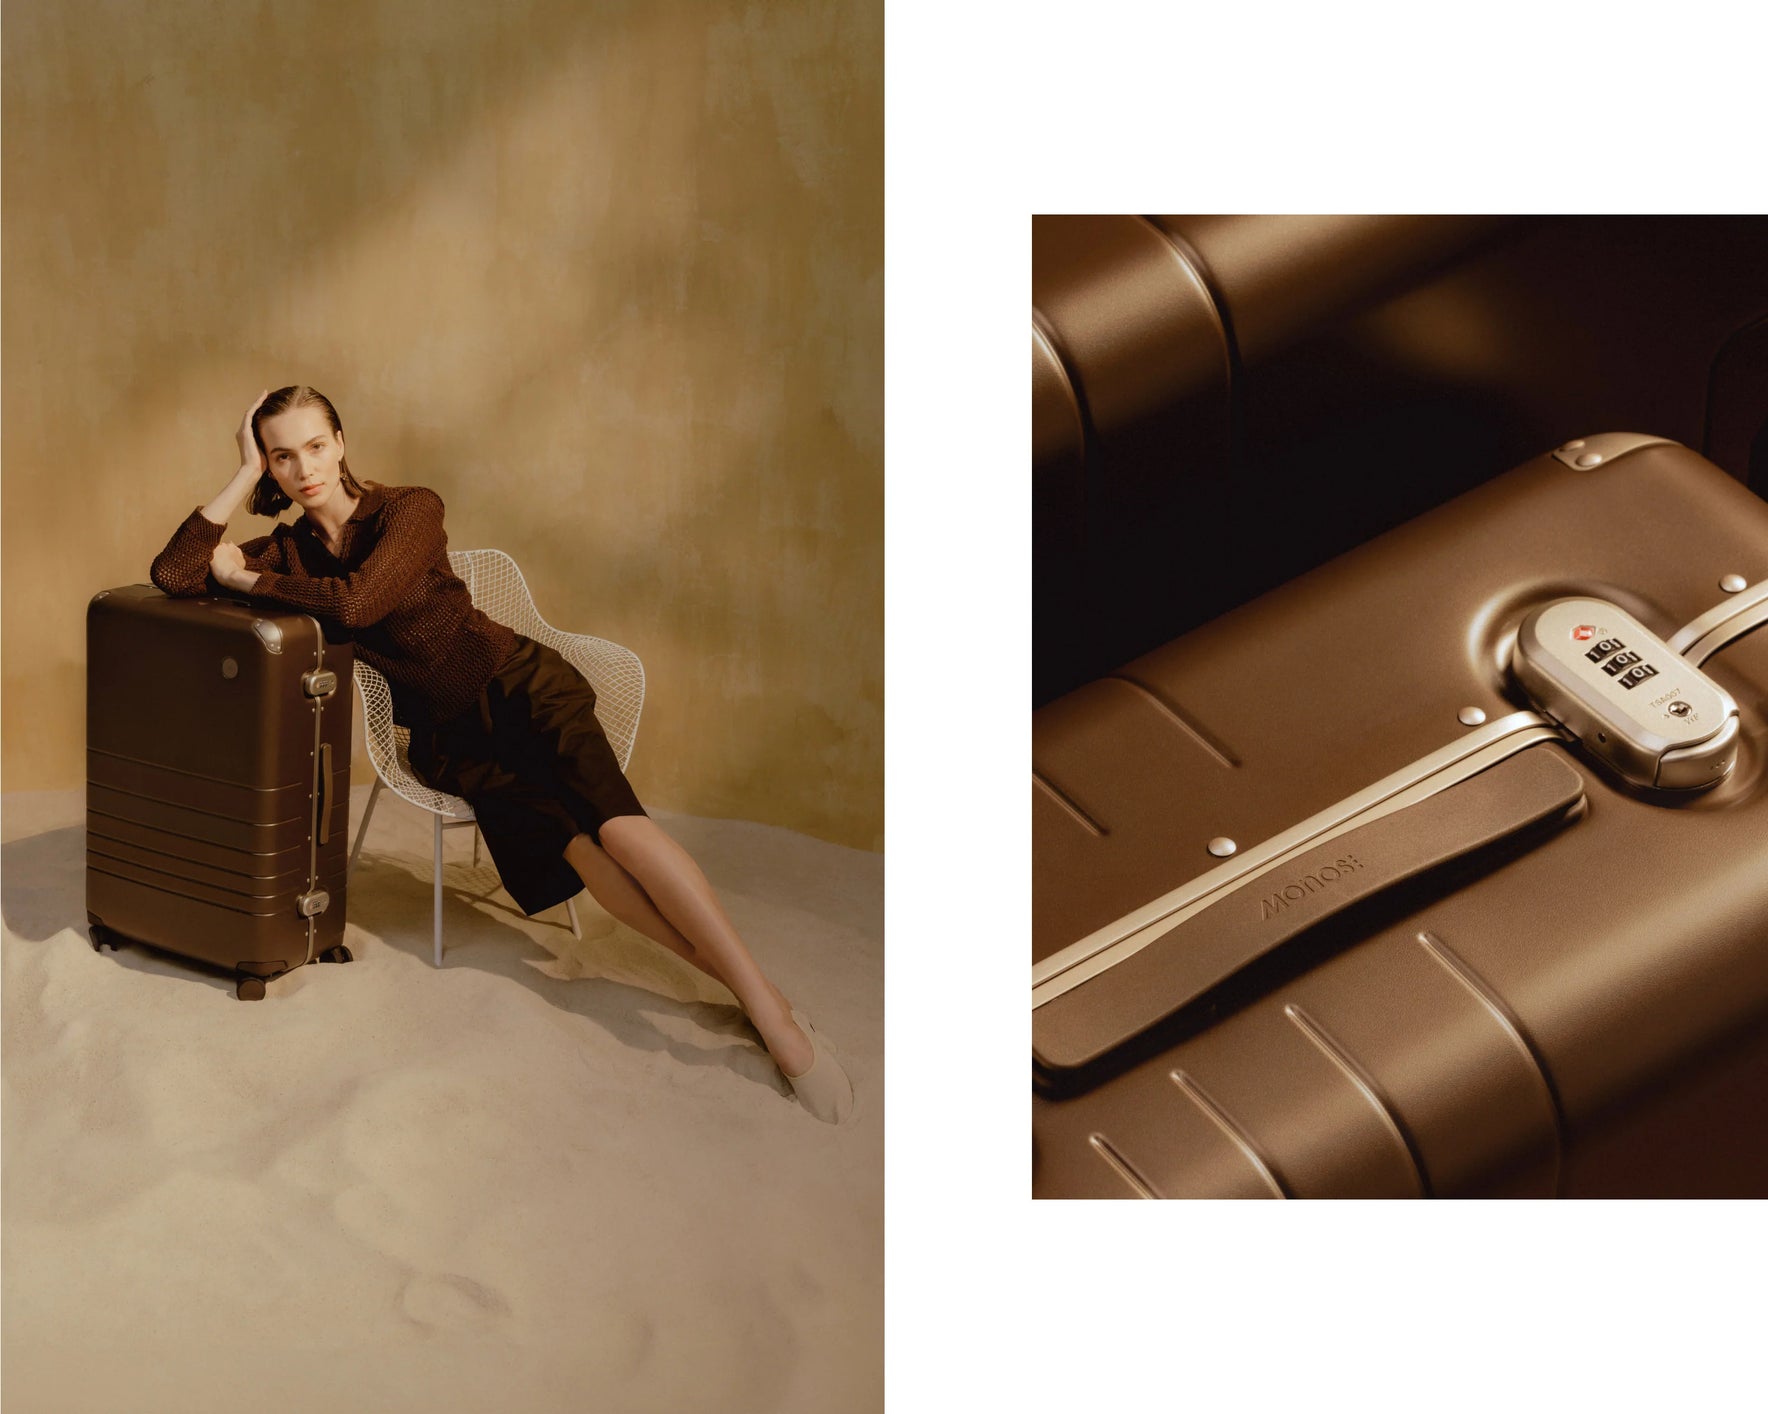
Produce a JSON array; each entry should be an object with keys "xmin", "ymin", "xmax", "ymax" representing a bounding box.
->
[{"xmin": 405, "ymin": 633, "xmax": 647, "ymax": 916}]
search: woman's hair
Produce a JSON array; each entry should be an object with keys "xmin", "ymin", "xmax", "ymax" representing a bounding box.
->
[{"xmin": 247, "ymin": 385, "xmax": 368, "ymax": 517}]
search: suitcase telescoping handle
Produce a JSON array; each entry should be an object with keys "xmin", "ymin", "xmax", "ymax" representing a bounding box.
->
[{"xmin": 1032, "ymin": 746, "xmax": 1586, "ymax": 1077}]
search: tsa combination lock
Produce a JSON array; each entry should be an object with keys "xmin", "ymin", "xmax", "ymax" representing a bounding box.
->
[{"xmin": 1510, "ymin": 597, "xmax": 1740, "ymax": 791}]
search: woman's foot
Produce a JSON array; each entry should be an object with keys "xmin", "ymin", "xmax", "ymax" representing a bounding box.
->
[
  {"xmin": 781, "ymin": 1009, "xmax": 854, "ymax": 1125},
  {"xmin": 749, "ymin": 994, "xmax": 815, "ymax": 1079},
  {"xmin": 748, "ymin": 996, "xmax": 853, "ymax": 1123}
]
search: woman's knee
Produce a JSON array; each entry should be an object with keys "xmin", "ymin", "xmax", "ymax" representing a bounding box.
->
[
  {"xmin": 562, "ymin": 831, "xmax": 609, "ymax": 884},
  {"xmin": 561, "ymin": 837, "xmax": 627, "ymax": 917},
  {"xmin": 565, "ymin": 828, "xmax": 647, "ymax": 887},
  {"xmin": 595, "ymin": 813, "xmax": 656, "ymax": 864},
  {"xmin": 565, "ymin": 827, "xmax": 608, "ymax": 873}
]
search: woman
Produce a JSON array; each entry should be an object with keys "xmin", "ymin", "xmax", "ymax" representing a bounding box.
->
[{"xmin": 150, "ymin": 386, "xmax": 853, "ymax": 1124}]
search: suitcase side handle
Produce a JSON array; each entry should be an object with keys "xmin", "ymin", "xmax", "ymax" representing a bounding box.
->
[
  {"xmin": 316, "ymin": 741, "xmax": 333, "ymax": 846},
  {"xmin": 1033, "ymin": 746, "xmax": 1587, "ymax": 1078}
]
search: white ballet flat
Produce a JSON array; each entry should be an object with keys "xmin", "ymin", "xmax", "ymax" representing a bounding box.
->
[{"xmin": 783, "ymin": 1008, "xmax": 854, "ymax": 1125}]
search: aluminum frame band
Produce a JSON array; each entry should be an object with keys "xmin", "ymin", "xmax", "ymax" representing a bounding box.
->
[{"xmin": 1668, "ymin": 578, "xmax": 1768, "ymax": 666}]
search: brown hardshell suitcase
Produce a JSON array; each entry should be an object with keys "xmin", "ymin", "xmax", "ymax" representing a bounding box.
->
[
  {"xmin": 1032, "ymin": 435, "xmax": 1768, "ymax": 1197},
  {"xmin": 86, "ymin": 586, "xmax": 355, "ymax": 999}
]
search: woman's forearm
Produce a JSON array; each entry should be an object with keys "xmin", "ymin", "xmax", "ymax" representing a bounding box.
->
[
  {"xmin": 200, "ymin": 465, "xmax": 263, "ymax": 526},
  {"xmin": 152, "ymin": 466, "xmax": 266, "ymax": 595}
]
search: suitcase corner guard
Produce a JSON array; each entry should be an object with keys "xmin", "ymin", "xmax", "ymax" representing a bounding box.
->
[{"xmin": 1549, "ymin": 432, "xmax": 1679, "ymax": 470}]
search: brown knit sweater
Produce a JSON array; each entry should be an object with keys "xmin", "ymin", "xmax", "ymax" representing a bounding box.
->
[{"xmin": 150, "ymin": 481, "xmax": 517, "ymax": 727}]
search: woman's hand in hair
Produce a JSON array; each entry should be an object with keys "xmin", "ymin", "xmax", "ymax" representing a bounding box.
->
[
  {"xmin": 237, "ymin": 389, "xmax": 270, "ymax": 475},
  {"xmin": 210, "ymin": 541, "xmax": 258, "ymax": 592}
]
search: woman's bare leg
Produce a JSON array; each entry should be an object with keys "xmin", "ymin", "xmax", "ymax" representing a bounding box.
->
[
  {"xmin": 594, "ymin": 814, "xmax": 814, "ymax": 1078},
  {"xmin": 561, "ymin": 832, "xmax": 719, "ymax": 984},
  {"xmin": 562, "ymin": 825, "xmax": 814, "ymax": 1077}
]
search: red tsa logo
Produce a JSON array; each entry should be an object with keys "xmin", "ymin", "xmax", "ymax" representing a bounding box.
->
[{"xmin": 1571, "ymin": 625, "xmax": 1596, "ymax": 641}]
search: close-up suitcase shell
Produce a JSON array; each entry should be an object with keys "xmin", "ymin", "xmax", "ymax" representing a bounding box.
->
[
  {"xmin": 85, "ymin": 586, "xmax": 355, "ymax": 999},
  {"xmin": 1032, "ymin": 435, "xmax": 1768, "ymax": 1197}
]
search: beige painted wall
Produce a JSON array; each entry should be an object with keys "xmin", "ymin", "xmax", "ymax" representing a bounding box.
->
[{"xmin": 1, "ymin": 0, "xmax": 883, "ymax": 850}]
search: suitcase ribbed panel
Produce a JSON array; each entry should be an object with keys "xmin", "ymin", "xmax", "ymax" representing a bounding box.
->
[
  {"xmin": 85, "ymin": 849, "xmax": 301, "ymax": 913},
  {"xmin": 85, "ymin": 746, "xmax": 312, "ymax": 826},
  {"xmin": 86, "ymin": 775, "xmax": 310, "ymax": 854},
  {"xmin": 83, "ymin": 804, "xmax": 305, "ymax": 877},
  {"xmin": 87, "ymin": 839, "xmax": 304, "ymax": 899}
]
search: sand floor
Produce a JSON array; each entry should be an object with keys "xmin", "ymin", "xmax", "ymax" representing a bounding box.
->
[{"xmin": 1, "ymin": 786, "xmax": 882, "ymax": 1413}]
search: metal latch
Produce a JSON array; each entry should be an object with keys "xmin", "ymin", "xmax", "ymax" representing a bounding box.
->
[
  {"xmin": 296, "ymin": 890, "xmax": 331, "ymax": 918},
  {"xmin": 302, "ymin": 669, "xmax": 338, "ymax": 699}
]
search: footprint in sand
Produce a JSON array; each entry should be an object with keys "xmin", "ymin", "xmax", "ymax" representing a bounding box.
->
[{"xmin": 399, "ymin": 1272, "xmax": 512, "ymax": 1329}]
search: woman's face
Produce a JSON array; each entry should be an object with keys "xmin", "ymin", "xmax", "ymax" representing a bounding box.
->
[{"xmin": 260, "ymin": 404, "xmax": 348, "ymax": 512}]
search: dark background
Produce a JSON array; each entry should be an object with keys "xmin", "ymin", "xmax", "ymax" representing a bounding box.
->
[{"xmin": 1033, "ymin": 214, "xmax": 1768, "ymax": 705}]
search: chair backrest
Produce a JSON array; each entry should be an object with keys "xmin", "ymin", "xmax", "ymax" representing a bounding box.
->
[
  {"xmin": 447, "ymin": 549, "xmax": 645, "ymax": 770},
  {"xmin": 448, "ymin": 548, "xmax": 550, "ymax": 642}
]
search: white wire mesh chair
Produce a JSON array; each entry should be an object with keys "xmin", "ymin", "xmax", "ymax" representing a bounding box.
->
[{"xmin": 346, "ymin": 549, "xmax": 645, "ymax": 966}]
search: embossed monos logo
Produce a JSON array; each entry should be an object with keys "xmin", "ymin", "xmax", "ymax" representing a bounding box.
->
[{"xmin": 1259, "ymin": 855, "xmax": 1364, "ymax": 920}]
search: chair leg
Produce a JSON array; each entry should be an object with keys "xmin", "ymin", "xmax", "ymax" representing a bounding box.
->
[
  {"xmin": 348, "ymin": 776, "xmax": 384, "ymax": 882},
  {"xmin": 433, "ymin": 812, "xmax": 444, "ymax": 969},
  {"xmin": 472, "ymin": 825, "xmax": 481, "ymax": 868},
  {"xmin": 565, "ymin": 897, "xmax": 582, "ymax": 940}
]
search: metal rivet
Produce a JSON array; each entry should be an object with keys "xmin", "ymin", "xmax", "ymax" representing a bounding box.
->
[
  {"xmin": 221, "ymin": 657, "xmax": 238, "ymax": 679},
  {"xmin": 1561, "ymin": 439, "xmax": 1586, "ymax": 451},
  {"xmin": 1207, "ymin": 837, "xmax": 1237, "ymax": 858},
  {"xmin": 1458, "ymin": 706, "xmax": 1487, "ymax": 726},
  {"xmin": 1575, "ymin": 453, "xmax": 1603, "ymax": 468},
  {"xmin": 1721, "ymin": 573, "xmax": 1748, "ymax": 593}
]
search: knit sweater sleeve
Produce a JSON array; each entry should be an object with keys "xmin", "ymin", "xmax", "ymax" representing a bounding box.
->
[
  {"xmin": 149, "ymin": 509, "xmax": 286, "ymax": 597},
  {"xmin": 247, "ymin": 487, "xmax": 446, "ymax": 629}
]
